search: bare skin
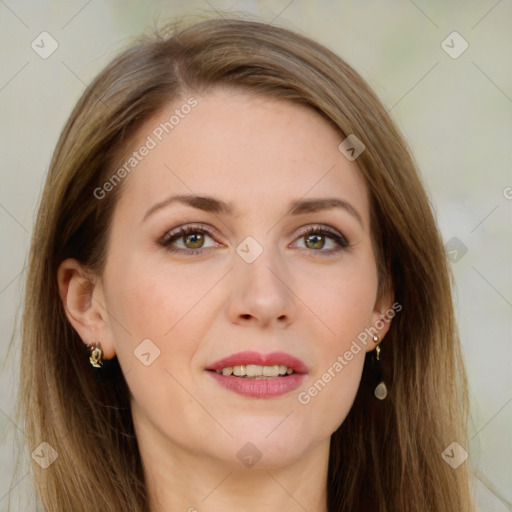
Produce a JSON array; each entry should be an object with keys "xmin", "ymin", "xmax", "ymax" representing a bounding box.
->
[{"xmin": 58, "ymin": 88, "xmax": 392, "ymax": 512}]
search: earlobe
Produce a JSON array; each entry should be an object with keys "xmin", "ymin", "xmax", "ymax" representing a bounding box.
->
[
  {"xmin": 364, "ymin": 285, "xmax": 395, "ymax": 354},
  {"xmin": 57, "ymin": 258, "xmax": 116, "ymax": 359}
]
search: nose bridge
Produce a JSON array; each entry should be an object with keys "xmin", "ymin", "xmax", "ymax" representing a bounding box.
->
[
  {"xmin": 236, "ymin": 235, "xmax": 288, "ymax": 295},
  {"xmin": 228, "ymin": 234, "xmax": 295, "ymax": 325}
]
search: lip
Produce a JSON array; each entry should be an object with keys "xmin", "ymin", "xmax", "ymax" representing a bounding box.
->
[
  {"xmin": 205, "ymin": 351, "xmax": 308, "ymax": 399},
  {"xmin": 207, "ymin": 371, "xmax": 307, "ymax": 398}
]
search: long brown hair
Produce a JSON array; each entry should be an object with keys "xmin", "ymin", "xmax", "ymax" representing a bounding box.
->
[{"xmin": 19, "ymin": 17, "xmax": 474, "ymax": 511}]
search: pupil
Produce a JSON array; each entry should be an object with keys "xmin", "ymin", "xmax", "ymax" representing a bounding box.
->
[
  {"xmin": 306, "ymin": 234, "xmax": 324, "ymax": 249},
  {"xmin": 185, "ymin": 232, "xmax": 204, "ymax": 248}
]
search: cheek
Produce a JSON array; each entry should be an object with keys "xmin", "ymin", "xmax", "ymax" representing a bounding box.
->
[
  {"xmin": 297, "ymin": 295, "xmax": 368, "ymax": 437},
  {"xmin": 295, "ymin": 254, "xmax": 378, "ymax": 344},
  {"xmin": 103, "ymin": 256, "xmax": 225, "ymax": 382},
  {"xmin": 298, "ymin": 353, "xmax": 365, "ymax": 440},
  {"xmin": 103, "ymin": 263, "xmax": 202, "ymax": 421},
  {"xmin": 105, "ymin": 256, "xmax": 215, "ymax": 340},
  {"xmin": 291, "ymin": 256, "xmax": 377, "ymax": 430}
]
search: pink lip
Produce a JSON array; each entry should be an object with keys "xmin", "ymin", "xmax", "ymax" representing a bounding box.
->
[
  {"xmin": 205, "ymin": 351, "xmax": 308, "ymax": 399},
  {"xmin": 207, "ymin": 372, "xmax": 306, "ymax": 398},
  {"xmin": 206, "ymin": 351, "xmax": 308, "ymax": 374}
]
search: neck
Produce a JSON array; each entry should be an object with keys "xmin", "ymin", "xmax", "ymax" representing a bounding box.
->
[{"xmin": 134, "ymin": 413, "xmax": 330, "ymax": 512}]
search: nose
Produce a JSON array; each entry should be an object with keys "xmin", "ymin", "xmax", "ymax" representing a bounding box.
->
[{"xmin": 226, "ymin": 244, "xmax": 296, "ymax": 329}]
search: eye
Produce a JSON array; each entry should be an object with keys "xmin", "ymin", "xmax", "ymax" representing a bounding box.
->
[
  {"xmin": 159, "ymin": 223, "xmax": 349, "ymax": 256},
  {"xmin": 159, "ymin": 224, "xmax": 219, "ymax": 255},
  {"xmin": 292, "ymin": 225, "xmax": 349, "ymax": 254}
]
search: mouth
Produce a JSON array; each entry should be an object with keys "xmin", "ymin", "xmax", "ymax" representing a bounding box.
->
[
  {"xmin": 205, "ymin": 350, "xmax": 308, "ymax": 377},
  {"xmin": 205, "ymin": 351, "xmax": 308, "ymax": 398}
]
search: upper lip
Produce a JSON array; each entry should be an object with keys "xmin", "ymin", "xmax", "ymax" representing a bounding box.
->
[{"xmin": 206, "ymin": 351, "xmax": 308, "ymax": 374}]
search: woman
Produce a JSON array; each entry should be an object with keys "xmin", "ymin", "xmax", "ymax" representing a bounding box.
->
[{"xmin": 19, "ymin": 17, "xmax": 474, "ymax": 511}]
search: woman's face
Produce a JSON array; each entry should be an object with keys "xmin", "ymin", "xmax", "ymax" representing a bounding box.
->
[{"xmin": 87, "ymin": 88, "xmax": 391, "ymax": 469}]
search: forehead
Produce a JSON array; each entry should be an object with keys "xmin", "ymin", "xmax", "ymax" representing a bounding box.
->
[{"xmin": 112, "ymin": 88, "xmax": 369, "ymax": 224}]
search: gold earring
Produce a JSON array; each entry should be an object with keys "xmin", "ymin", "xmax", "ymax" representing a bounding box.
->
[
  {"xmin": 372, "ymin": 335, "xmax": 387, "ymax": 400},
  {"xmin": 87, "ymin": 343, "xmax": 103, "ymax": 368}
]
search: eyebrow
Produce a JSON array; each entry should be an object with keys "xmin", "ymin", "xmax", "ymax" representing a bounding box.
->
[{"xmin": 142, "ymin": 194, "xmax": 363, "ymax": 226}]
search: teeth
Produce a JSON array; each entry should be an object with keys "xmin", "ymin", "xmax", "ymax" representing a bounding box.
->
[
  {"xmin": 214, "ymin": 364, "xmax": 295, "ymax": 378},
  {"xmin": 233, "ymin": 365, "xmax": 247, "ymax": 376},
  {"xmin": 262, "ymin": 365, "xmax": 280, "ymax": 377},
  {"xmin": 246, "ymin": 364, "xmax": 262, "ymax": 377}
]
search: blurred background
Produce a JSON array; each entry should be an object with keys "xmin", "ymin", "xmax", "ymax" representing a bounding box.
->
[{"xmin": 1, "ymin": 1, "xmax": 510, "ymax": 510}]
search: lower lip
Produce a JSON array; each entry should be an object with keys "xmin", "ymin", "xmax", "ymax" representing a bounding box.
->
[{"xmin": 206, "ymin": 371, "xmax": 307, "ymax": 398}]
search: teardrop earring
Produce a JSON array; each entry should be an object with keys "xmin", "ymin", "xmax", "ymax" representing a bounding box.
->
[{"xmin": 372, "ymin": 335, "xmax": 387, "ymax": 400}]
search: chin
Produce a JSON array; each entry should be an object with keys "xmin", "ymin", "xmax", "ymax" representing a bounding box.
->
[{"xmin": 217, "ymin": 425, "xmax": 317, "ymax": 468}]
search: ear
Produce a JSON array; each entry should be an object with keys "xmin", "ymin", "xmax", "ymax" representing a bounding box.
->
[
  {"xmin": 363, "ymin": 280, "xmax": 396, "ymax": 354},
  {"xmin": 57, "ymin": 258, "xmax": 116, "ymax": 359}
]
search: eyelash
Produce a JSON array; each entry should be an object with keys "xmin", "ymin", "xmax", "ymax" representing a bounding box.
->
[{"xmin": 159, "ymin": 223, "xmax": 349, "ymax": 256}]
